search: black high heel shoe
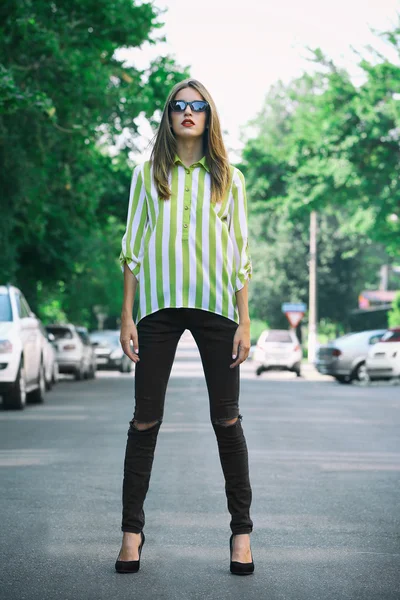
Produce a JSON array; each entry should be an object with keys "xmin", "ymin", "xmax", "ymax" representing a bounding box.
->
[
  {"xmin": 115, "ymin": 532, "xmax": 145, "ymax": 574},
  {"xmin": 229, "ymin": 534, "xmax": 254, "ymax": 575}
]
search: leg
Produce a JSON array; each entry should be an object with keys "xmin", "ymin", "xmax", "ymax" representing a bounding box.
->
[
  {"xmin": 121, "ymin": 309, "xmax": 184, "ymax": 552},
  {"xmin": 189, "ymin": 310, "xmax": 253, "ymax": 544}
]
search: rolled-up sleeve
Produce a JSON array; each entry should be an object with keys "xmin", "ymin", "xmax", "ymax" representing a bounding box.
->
[
  {"xmin": 119, "ymin": 165, "xmax": 148, "ymax": 279},
  {"xmin": 228, "ymin": 168, "xmax": 252, "ymax": 292}
]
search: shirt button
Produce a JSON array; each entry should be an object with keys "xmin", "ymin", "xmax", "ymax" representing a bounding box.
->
[
  {"xmin": 186, "ymin": 170, "xmax": 190, "ymax": 174},
  {"xmin": 185, "ymin": 187, "xmax": 190, "ymax": 192},
  {"xmin": 185, "ymin": 205, "xmax": 189, "ymax": 210},
  {"xmin": 183, "ymin": 224, "xmax": 188, "ymax": 228}
]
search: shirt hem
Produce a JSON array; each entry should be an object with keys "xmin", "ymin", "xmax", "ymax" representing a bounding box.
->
[{"xmin": 135, "ymin": 304, "xmax": 239, "ymax": 326}]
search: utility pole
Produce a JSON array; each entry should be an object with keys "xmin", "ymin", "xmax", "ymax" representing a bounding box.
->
[{"xmin": 308, "ymin": 211, "xmax": 318, "ymax": 363}]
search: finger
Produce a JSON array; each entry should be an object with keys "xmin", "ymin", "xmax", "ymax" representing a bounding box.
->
[
  {"xmin": 121, "ymin": 340, "xmax": 139, "ymax": 362},
  {"xmin": 237, "ymin": 345, "xmax": 250, "ymax": 364},
  {"xmin": 230, "ymin": 341, "xmax": 242, "ymax": 368},
  {"xmin": 231, "ymin": 338, "xmax": 239, "ymax": 362},
  {"xmin": 230, "ymin": 343, "xmax": 250, "ymax": 368},
  {"xmin": 131, "ymin": 331, "xmax": 139, "ymax": 355}
]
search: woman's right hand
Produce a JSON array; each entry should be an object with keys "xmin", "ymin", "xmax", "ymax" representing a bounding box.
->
[{"xmin": 120, "ymin": 317, "xmax": 140, "ymax": 363}]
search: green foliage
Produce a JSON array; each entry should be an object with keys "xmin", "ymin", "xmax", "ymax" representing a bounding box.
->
[
  {"xmin": 0, "ymin": 0, "xmax": 188, "ymax": 323},
  {"xmin": 242, "ymin": 26, "xmax": 400, "ymax": 256},
  {"xmin": 250, "ymin": 318, "xmax": 269, "ymax": 345},
  {"xmin": 241, "ymin": 23, "xmax": 400, "ymax": 330},
  {"xmin": 246, "ymin": 200, "xmax": 385, "ymax": 329},
  {"xmin": 388, "ymin": 292, "xmax": 400, "ymax": 327}
]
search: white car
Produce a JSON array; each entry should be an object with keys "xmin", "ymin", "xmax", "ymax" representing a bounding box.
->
[
  {"xmin": 0, "ymin": 285, "xmax": 47, "ymax": 409},
  {"xmin": 366, "ymin": 328, "xmax": 400, "ymax": 381},
  {"xmin": 253, "ymin": 329, "xmax": 302, "ymax": 377},
  {"xmin": 75, "ymin": 327, "xmax": 97, "ymax": 379},
  {"xmin": 38, "ymin": 323, "xmax": 59, "ymax": 389},
  {"xmin": 45, "ymin": 324, "xmax": 94, "ymax": 380}
]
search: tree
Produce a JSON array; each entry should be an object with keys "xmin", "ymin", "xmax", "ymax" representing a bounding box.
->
[
  {"xmin": 247, "ymin": 204, "xmax": 384, "ymax": 329},
  {"xmin": 0, "ymin": 0, "xmax": 188, "ymax": 321},
  {"xmin": 388, "ymin": 292, "xmax": 400, "ymax": 327},
  {"xmin": 241, "ymin": 23, "xmax": 400, "ymax": 257},
  {"xmin": 239, "ymin": 25, "xmax": 400, "ymax": 329}
]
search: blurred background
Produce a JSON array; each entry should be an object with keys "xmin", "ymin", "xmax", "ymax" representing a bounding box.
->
[{"xmin": 1, "ymin": 0, "xmax": 399, "ymax": 346}]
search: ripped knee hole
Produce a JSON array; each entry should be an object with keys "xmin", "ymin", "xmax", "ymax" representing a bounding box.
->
[
  {"xmin": 212, "ymin": 415, "xmax": 242, "ymax": 427},
  {"xmin": 130, "ymin": 419, "xmax": 160, "ymax": 431}
]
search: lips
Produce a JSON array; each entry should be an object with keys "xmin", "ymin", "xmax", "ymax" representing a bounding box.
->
[{"xmin": 182, "ymin": 119, "xmax": 195, "ymax": 126}]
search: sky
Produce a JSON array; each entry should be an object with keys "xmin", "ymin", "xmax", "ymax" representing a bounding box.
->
[{"xmin": 116, "ymin": 0, "xmax": 399, "ymax": 161}]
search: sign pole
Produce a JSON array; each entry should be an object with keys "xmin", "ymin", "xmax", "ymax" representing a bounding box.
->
[{"xmin": 307, "ymin": 210, "xmax": 318, "ymax": 362}]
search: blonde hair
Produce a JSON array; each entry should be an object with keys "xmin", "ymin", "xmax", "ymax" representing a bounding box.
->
[{"xmin": 150, "ymin": 79, "xmax": 230, "ymax": 204}]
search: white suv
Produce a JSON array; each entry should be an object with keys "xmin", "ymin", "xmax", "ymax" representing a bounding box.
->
[
  {"xmin": 45, "ymin": 324, "xmax": 93, "ymax": 380},
  {"xmin": 253, "ymin": 329, "xmax": 303, "ymax": 377},
  {"xmin": 0, "ymin": 285, "xmax": 46, "ymax": 409}
]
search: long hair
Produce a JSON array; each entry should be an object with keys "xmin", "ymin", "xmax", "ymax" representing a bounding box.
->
[{"xmin": 150, "ymin": 79, "xmax": 230, "ymax": 204}]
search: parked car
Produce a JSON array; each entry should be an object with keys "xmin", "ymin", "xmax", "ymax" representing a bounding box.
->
[
  {"xmin": 89, "ymin": 330, "xmax": 133, "ymax": 372},
  {"xmin": 253, "ymin": 329, "xmax": 302, "ymax": 377},
  {"xmin": 0, "ymin": 284, "xmax": 47, "ymax": 409},
  {"xmin": 366, "ymin": 328, "xmax": 400, "ymax": 381},
  {"xmin": 315, "ymin": 329, "xmax": 386, "ymax": 384},
  {"xmin": 38, "ymin": 323, "xmax": 59, "ymax": 389},
  {"xmin": 45, "ymin": 324, "xmax": 93, "ymax": 380},
  {"xmin": 76, "ymin": 327, "xmax": 97, "ymax": 379}
]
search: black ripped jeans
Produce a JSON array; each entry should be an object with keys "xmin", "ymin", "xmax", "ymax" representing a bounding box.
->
[{"xmin": 121, "ymin": 308, "xmax": 253, "ymax": 535}]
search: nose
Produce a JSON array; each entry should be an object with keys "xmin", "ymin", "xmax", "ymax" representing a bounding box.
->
[{"xmin": 184, "ymin": 104, "xmax": 193, "ymax": 116}]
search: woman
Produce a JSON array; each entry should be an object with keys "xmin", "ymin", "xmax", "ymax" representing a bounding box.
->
[{"xmin": 116, "ymin": 79, "xmax": 254, "ymax": 575}]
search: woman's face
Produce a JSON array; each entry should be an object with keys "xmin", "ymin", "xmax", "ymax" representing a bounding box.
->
[{"xmin": 169, "ymin": 88, "xmax": 208, "ymax": 140}]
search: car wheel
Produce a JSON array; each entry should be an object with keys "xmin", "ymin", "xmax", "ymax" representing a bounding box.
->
[
  {"xmin": 52, "ymin": 362, "xmax": 59, "ymax": 385},
  {"xmin": 28, "ymin": 362, "xmax": 46, "ymax": 404},
  {"xmin": 75, "ymin": 363, "xmax": 84, "ymax": 381},
  {"xmin": 45, "ymin": 365, "xmax": 53, "ymax": 391},
  {"xmin": 3, "ymin": 362, "xmax": 27, "ymax": 410},
  {"xmin": 293, "ymin": 362, "xmax": 301, "ymax": 377},
  {"xmin": 120, "ymin": 358, "xmax": 131, "ymax": 373},
  {"xmin": 353, "ymin": 362, "xmax": 368, "ymax": 383},
  {"xmin": 335, "ymin": 375, "xmax": 352, "ymax": 384}
]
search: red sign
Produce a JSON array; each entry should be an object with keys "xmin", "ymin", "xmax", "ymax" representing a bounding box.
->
[{"xmin": 285, "ymin": 311, "xmax": 304, "ymax": 328}]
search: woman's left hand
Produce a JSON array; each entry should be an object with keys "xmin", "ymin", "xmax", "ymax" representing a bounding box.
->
[{"xmin": 230, "ymin": 322, "xmax": 251, "ymax": 368}]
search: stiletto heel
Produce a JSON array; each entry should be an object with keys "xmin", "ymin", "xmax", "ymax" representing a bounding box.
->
[
  {"xmin": 229, "ymin": 534, "xmax": 254, "ymax": 575},
  {"xmin": 115, "ymin": 532, "xmax": 145, "ymax": 573}
]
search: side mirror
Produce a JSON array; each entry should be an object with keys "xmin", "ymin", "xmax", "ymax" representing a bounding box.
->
[{"xmin": 47, "ymin": 332, "xmax": 55, "ymax": 342}]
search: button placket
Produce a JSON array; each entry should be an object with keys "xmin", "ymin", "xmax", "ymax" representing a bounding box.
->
[{"xmin": 183, "ymin": 168, "xmax": 191, "ymax": 240}]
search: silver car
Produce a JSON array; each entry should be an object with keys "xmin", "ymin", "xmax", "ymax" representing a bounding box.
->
[
  {"xmin": 90, "ymin": 330, "xmax": 133, "ymax": 372},
  {"xmin": 315, "ymin": 329, "xmax": 386, "ymax": 384}
]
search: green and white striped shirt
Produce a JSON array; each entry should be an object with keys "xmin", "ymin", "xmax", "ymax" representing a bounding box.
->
[{"xmin": 119, "ymin": 155, "xmax": 252, "ymax": 324}]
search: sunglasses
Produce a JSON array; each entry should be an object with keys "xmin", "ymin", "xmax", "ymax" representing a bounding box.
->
[{"xmin": 169, "ymin": 100, "xmax": 209, "ymax": 113}]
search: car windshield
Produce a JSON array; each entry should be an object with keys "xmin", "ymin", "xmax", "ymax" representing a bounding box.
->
[
  {"xmin": 265, "ymin": 331, "xmax": 292, "ymax": 343},
  {"xmin": 0, "ymin": 294, "xmax": 13, "ymax": 322},
  {"xmin": 77, "ymin": 330, "xmax": 90, "ymax": 344},
  {"xmin": 381, "ymin": 330, "xmax": 400, "ymax": 343},
  {"xmin": 46, "ymin": 327, "xmax": 73, "ymax": 340},
  {"xmin": 90, "ymin": 333, "xmax": 120, "ymax": 347}
]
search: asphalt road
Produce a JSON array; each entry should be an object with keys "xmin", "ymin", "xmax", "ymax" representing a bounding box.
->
[{"xmin": 1, "ymin": 332, "xmax": 399, "ymax": 600}]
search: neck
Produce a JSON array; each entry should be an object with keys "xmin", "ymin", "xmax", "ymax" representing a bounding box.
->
[{"xmin": 175, "ymin": 137, "xmax": 204, "ymax": 168}]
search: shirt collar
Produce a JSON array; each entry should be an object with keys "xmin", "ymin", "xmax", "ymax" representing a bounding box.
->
[{"xmin": 173, "ymin": 154, "xmax": 210, "ymax": 173}]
